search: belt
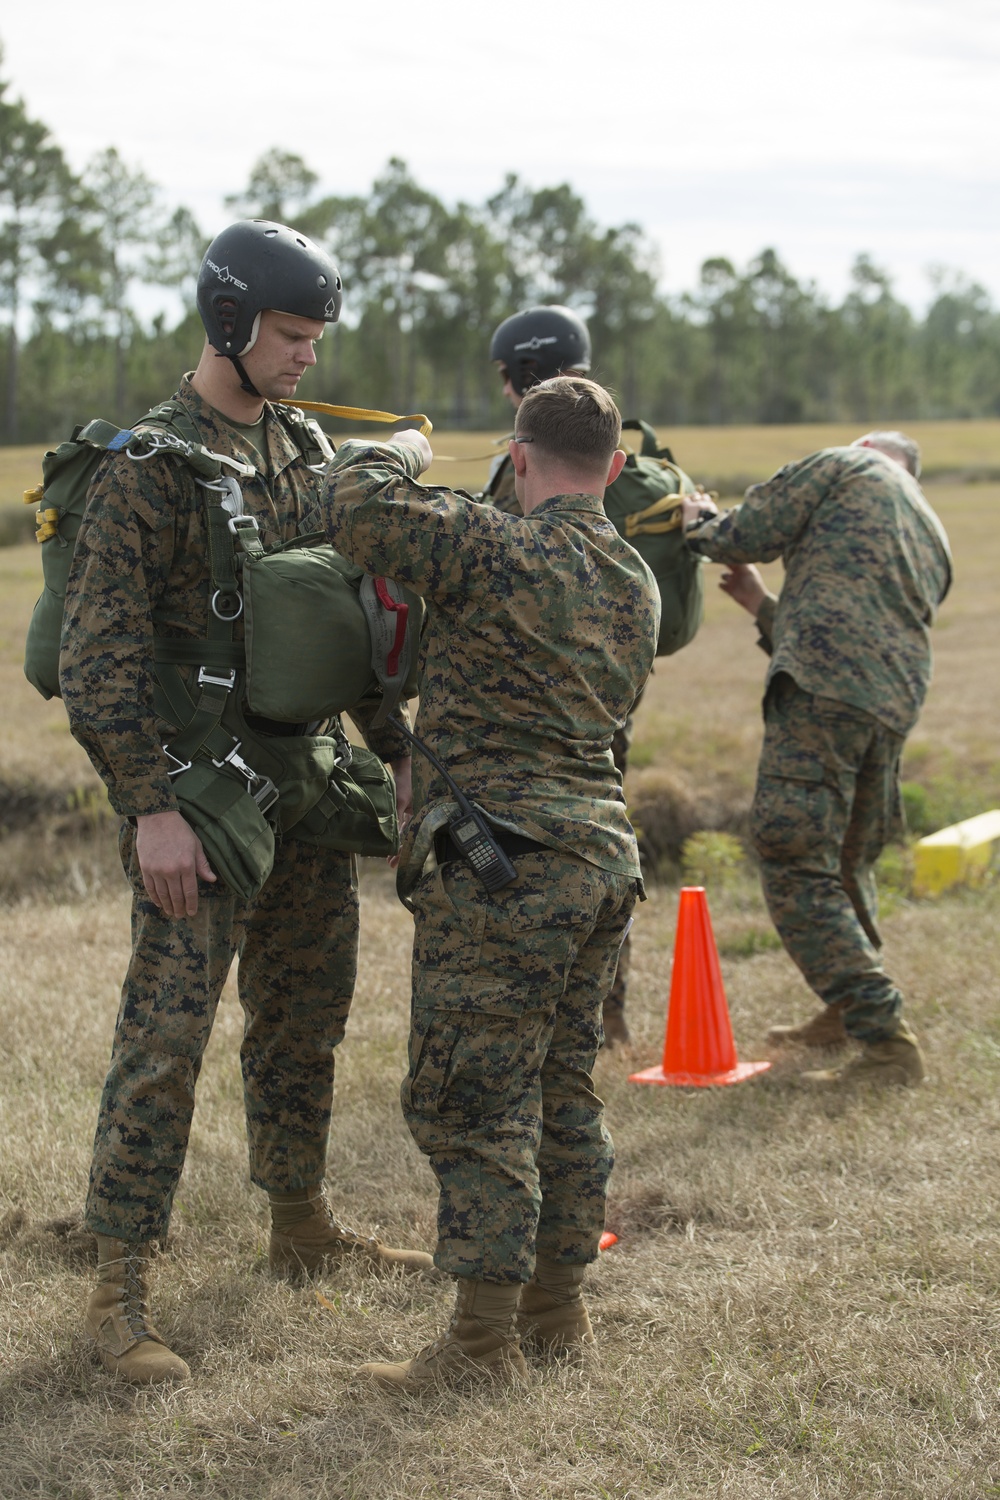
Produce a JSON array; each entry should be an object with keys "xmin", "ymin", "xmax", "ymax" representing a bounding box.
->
[{"xmin": 243, "ymin": 712, "xmax": 307, "ymax": 738}]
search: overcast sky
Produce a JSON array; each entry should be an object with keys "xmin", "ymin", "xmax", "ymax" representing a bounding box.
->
[{"xmin": 3, "ymin": 0, "xmax": 999, "ymax": 314}]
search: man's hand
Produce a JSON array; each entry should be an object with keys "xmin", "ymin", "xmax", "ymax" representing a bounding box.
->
[
  {"xmin": 387, "ymin": 754, "xmax": 413, "ymax": 870},
  {"xmin": 135, "ymin": 809, "xmax": 216, "ymax": 918},
  {"xmin": 681, "ymin": 491, "xmax": 719, "ymax": 531},
  {"xmin": 391, "ymin": 428, "xmax": 433, "ymax": 475},
  {"xmin": 719, "ymin": 562, "xmax": 769, "ymax": 618}
]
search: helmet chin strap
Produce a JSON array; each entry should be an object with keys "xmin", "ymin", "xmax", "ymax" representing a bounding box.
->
[
  {"xmin": 215, "ymin": 311, "xmax": 263, "ymax": 397},
  {"xmin": 213, "ymin": 348, "xmax": 261, "ymax": 398},
  {"xmin": 230, "ymin": 353, "xmax": 262, "ymax": 398}
]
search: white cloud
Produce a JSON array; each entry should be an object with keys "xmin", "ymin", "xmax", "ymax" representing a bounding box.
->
[{"xmin": 2, "ymin": 0, "xmax": 998, "ymax": 309}]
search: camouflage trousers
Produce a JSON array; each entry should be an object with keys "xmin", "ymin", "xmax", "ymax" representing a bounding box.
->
[
  {"xmin": 402, "ymin": 849, "xmax": 637, "ymax": 1283},
  {"xmin": 85, "ymin": 822, "xmax": 359, "ymax": 1242},
  {"xmin": 751, "ymin": 673, "xmax": 907, "ymax": 1042},
  {"xmin": 606, "ymin": 683, "xmax": 645, "ymax": 1022}
]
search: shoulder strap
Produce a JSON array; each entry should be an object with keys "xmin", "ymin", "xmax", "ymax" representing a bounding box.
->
[{"xmin": 271, "ymin": 403, "xmax": 336, "ymax": 467}]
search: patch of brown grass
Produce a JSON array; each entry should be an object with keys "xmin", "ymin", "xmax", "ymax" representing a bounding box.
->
[{"xmin": 2, "ymin": 869, "xmax": 1000, "ymax": 1498}]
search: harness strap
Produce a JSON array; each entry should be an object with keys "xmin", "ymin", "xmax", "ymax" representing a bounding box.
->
[
  {"xmin": 287, "ymin": 399, "xmax": 433, "ymax": 439},
  {"xmin": 154, "ymin": 664, "xmax": 240, "ymax": 767},
  {"xmin": 623, "ymin": 493, "xmax": 685, "ymax": 539},
  {"xmin": 153, "ymin": 638, "xmax": 244, "ymax": 671}
]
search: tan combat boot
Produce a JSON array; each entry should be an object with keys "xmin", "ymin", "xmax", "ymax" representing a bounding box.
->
[
  {"xmin": 357, "ymin": 1278, "xmax": 528, "ymax": 1392},
  {"xmin": 767, "ymin": 998, "xmax": 849, "ymax": 1048},
  {"xmin": 800, "ymin": 1020, "xmax": 926, "ymax": 1089},
  {"xmin": 85, "ymin": 1236, "xmax": 190, "ymax": 1384},
  {"xmin": 268, "ymin": 1187, "xmax": 436, "ymax": 1281},
  {"xmin": 517, "ymin": 1256, "xmax": 595, "ymax": 1360}
]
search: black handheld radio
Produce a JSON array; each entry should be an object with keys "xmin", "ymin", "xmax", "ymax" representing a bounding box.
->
[{"xmin": 388, "ymin": 718, "xmax": 517, "ymax": 893}]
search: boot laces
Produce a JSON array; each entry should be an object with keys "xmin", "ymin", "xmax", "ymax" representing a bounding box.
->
[
  {"xmin": 107, "ymin": 1247, "xmax": 153, "ymax": 1339},
  {"xmin": 308, "ymin": 1189, "xmax": 379, "ymax": 1251}
]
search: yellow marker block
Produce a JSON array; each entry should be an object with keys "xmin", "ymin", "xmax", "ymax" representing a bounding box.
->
[{"xmin": 912, "ymin": 809, "xmax": 1000, "ymax": 897}]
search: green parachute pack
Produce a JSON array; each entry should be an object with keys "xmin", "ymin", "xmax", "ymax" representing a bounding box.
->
[
  {"xmin": 21, "ymin": 400, "xmax": 429, "ymax": 892},
  {"xmin": 22, "ymin": 399, "xmax": 422, "ymax": 718},
  {"xmin": 602, "ymin": 419, "xmax": 705, "ymax": 657}
]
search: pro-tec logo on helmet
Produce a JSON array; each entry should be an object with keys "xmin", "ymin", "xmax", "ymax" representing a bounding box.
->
[
  {"xmin": 205, "ymin": 258, "xmax": 249, "ymax": 292},
  {"xmin": 513, "ymin": 335, "xmax": 559, "ymax": 353},
  {"xmin": 324, "ymin": 298, "xmax": 338, "ymax": 318}
]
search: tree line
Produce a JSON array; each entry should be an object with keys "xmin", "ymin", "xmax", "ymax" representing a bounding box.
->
[{"xmin": 3, "ymin": 47, "xmax": 1000, "ymax": 444}]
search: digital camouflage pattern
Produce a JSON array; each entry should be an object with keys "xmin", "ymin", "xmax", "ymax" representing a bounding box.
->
[
  {"xmin": 403, "ymin": 850, "xmax": 635, "ymax": 1280},
  {"xmin": 602, "ymin": 684, "xmax": 646, "ymax": 1025},
  {"xmin": 686, "ymin": 446, "xmax": 952, "ymax": 735},
  {"xmin": 88, "ymin": 825, "xmax": 359, "ymax": 1240},
  {"xmin": 321, "ymin": 439, "xmax": 659, "ymax": 881},
  {"xmin": 480, "ymin": 447, "xmax": 638, "ymax": 1025},
  {"xmin": 752, "ymin": 674, "xmax": 906, "ymax": 1041},
  {"xmin": 321, "ymin": 439, "xmax": 657, "ymax": 1280},
  {"xmin": 481, "ymin": 441, "xmax": 647, "ymax": 1025},
  {"xmin": 688, "ymin": 448, "xmax": 952, "ymax": 1042},
  {"xmin": 61, "ymin": 377, "xmax": 402, "ymax": 1240}
]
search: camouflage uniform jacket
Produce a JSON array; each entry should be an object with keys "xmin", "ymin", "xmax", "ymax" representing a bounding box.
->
[
  {"xmin": 321, "ymin": 440, "xmax": 660, "ymax": 877},
  {"xmin": 60, "ymin": 376, "xmax": 409, "ymax": 817},
  {"xmin": 686, "ymin": 447, "xmax": 952, "ymax": 735}
]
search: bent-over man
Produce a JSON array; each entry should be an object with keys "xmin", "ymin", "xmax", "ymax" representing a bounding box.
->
[{"xmin": 682, "ymin": 431, "xmax": 952, "ymax": 1089}]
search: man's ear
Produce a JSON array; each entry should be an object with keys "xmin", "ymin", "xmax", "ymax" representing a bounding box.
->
[
  {"xmin": 509, "ymin": 438, "xmax": 529, "ymax": 477},
  {"xmin": 606, "ymin": 448, "xmax": 627, "ymax": 486}
]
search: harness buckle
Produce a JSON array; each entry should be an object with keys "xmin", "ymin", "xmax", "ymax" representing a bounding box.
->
[
  {"xmin": 227, "ymin": 513, "xmax": 260, "ymax": 539},
  {"xmin": 197, "ymin": 666, "xmax": 237, "ymax": 690},
  {"xmin": 212, "ymin": 740, "xmax": 279, "ymax": 813},
  {"xmin": 252, "ymin": 778, "xmax": 280, "ymax": 814},
  {"xmin": 162, "ymin": 745, "xmax": 192, "ymax": 777}
]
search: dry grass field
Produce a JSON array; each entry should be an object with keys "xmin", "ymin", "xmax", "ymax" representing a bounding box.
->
[{"xmin": 2, "ymin": 430, "xmax": 1000, "ymax": 1498}]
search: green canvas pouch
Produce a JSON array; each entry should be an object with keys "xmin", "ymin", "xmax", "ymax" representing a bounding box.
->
[
  {"xmin": 289, "ymin": 743, "xmax": 399, "ymax": 858},
  {"xmin": 242, "ymin": 540, "xmax": 377, "ymax": 721},
  {"xmin": 169, "ymin": 759, "xmax": 276, "ymax": 902}
]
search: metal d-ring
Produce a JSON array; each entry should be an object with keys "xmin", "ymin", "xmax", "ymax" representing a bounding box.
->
[{"xmin": 211, "ymin": 588, "xmax": 244, "ymax": 621}]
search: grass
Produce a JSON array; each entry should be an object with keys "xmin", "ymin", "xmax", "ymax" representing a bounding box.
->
[{"xmin": 2, "ymin": 431, "xmax": 1000, "ymax": 1497}]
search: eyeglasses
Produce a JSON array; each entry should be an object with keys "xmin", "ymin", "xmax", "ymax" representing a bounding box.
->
[{"xmin": 511, "ymin": 434, "xmax": 534, "ymax": 443}]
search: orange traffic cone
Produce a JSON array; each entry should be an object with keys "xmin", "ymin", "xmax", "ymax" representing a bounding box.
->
[{"xmin": 629, "ymin": 886, "xmax": 771, "ymax": 1087}]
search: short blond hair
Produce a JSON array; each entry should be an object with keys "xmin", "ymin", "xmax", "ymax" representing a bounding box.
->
[{"xmin": 515, "ymin": 377, "xmax": 622, "ymax": 469}]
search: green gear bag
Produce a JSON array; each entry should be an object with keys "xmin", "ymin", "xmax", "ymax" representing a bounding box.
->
[
  {"xmin": 167, "ymin": 757, "xmax": 277, "ymax": 903},
  {"xmin": 603, "ymin": 419, "xmax": 705, "ymax": 657},
  {"xmin": 284, "ymin": 740, "xmax": 400, "ymax": 857},
  {"xmin": 240, "ymin": 537, "xmax": 422, "ymax": 724}
]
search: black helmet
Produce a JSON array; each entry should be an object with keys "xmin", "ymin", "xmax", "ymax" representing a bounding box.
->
[
  {"xmin": 489, "ymin": 305, "xmax": 591, "ymax": 396},
  {"xmin": 197, "ymin": 219, "xmax": 343, "ymax": 360}
]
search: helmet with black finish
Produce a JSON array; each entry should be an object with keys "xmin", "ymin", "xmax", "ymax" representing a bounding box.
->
[{"xmin": 489, "ymin": 305, "xmax": 591, "ymax": 396}]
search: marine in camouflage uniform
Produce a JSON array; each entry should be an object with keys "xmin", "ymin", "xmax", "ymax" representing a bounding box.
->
[
  {"xmin": 62, "ymin": 373, "xmax": 413, "ymax": 1236},
  {"xmin": 61, "ymin": 221, "xmax": 431, "ymax": 1388},
  {"xmin": 320, "ymin": 376, "xmax": 659, "ymax": 1388},
  {"xmin": 480, "ymin": 306, "xmax": 640, "ymax": 1043},
  {"xmin": 685, "ymin": 436, "xmax": 952, "ymax": 1086}
]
